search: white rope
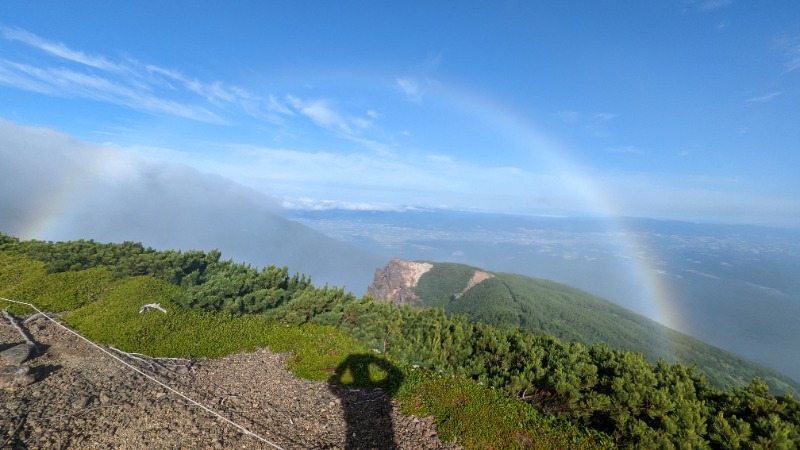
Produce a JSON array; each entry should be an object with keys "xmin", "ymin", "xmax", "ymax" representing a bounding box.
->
[
  {"xmin": 2, "ymin": 309, "xmax": 35, "ymax": 346},
  {"xmin": 0, "ymin": 297, "xmax": 286, "ymax": 450}
]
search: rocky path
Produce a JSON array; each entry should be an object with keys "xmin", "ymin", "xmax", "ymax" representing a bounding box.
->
[{"xmin": 0, "ymin": 313, "xmax": 460, "ymax": 449}]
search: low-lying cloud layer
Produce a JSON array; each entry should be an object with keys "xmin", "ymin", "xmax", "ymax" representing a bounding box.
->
[{"xmin": 0, "ymin": 120, "xmax": 385, "ymax": 294}]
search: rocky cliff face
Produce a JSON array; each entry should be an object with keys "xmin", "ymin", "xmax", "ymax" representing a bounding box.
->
[
  {"xmin": 367, "ymin": 258, "xmax": 433, "ymax": 307},
  {"xmin": 368, "ymin": 259, "xmax": 494, "ymax": 307},
  {"xmin": 454, "ymin": 270, "xmax": 494, "ymax": 299}
]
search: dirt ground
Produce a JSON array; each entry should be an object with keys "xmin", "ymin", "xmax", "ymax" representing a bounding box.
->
[{"xmin": 0, "ymin": 313, "xmax": 460, "ymax": 449}]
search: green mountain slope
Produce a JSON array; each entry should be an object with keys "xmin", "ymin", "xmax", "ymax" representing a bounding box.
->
[
  {"xmin": 4, "ymin": 236, "xmax": 800, "ymax": 447},
  {"xmin": 412, "ymin": 262, "xmax": 800, "ymax": 395}
]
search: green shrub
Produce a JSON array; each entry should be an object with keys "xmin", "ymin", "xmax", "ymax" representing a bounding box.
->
[
  {"xmin": 398, "ymin": 370, "xmax": 612, "ymax": 449},
  {"xmin": 62, "ymin": 276, "xmax": 367, "ymax": 380}
]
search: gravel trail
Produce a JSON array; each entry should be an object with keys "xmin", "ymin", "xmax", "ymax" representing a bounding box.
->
[{"xmin": 0, "ymin": 314, "xmax": 460, "ymax": 449}]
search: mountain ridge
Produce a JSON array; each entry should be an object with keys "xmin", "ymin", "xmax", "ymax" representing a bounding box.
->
[
  {"xmin": 291, "ymin": 208, "xmax": 800, "ymax": 381},
  {"xmin": 367, "ymin": 258, "xmax": 800, "ymax": 395},
  {"xmin": 4, "ymin": 236, "xmax": 799, "ymax": 447}
]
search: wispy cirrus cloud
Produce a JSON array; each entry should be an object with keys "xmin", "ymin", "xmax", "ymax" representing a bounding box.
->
[
  {"xmin": 1, "ymin": 26, "xmax": 125, "ymax": 72},
  {"xmin": 785, "ymin": 36, "xmax": 800, "ymax": 73},
  {"xmin": 0, "ymin": 26, "xmax": 395, "ymax": 151},
  {"xmin": 396, "ymin": 54, "xmax": 441, "ymax": 104},
  {"xmin": 0, "ymin": 58, "xmax": 224, "ymax": 123},
  {"xmin": 252, "ymin": 94, "xmax": 392, "ymax": 155},
  {"xmin": 266, "ymin": 94, "xmax": 295, "ymax": 116},
  {"xmin": 286, "ymin": 96, "xmax": 349, "ymax": 131},
  {"xmin": 552, "ymin": 110, "xmax": 618, "ymax": 137},
  {"xmin": 554, "ymin": 110, "xmax": 579, "ymax": 122},
  {"xmin": 609, "ymin": 145, "xmax": 643, "ymax": 154},
  {"xmin": 282, "ymin": 95, "xmax": 384, "ymax": 149},
  {"xmin": 746, "ymin": 91, "xmax": 782, "ymax": 103},
  {"xmin": 396, "ymin": 77, "xmax": 431, "ymax": 103},
  {"xmin": 0, "ymin": 27, "xmax": 243, "ymax": 123},
  {"xmin": 592, "ymin": 112, "xmax": 617, "ymax": 121},
  {"xmin": 698, "ymin": 0, "xmax": 731, "ymax": 11},
  {"xmin": 586, "ymin": 112, "xmax": 618, "ymax": 137},
  {"xmin": 144, "ymin": 64, "xmax": 252, "ymax": 106}
]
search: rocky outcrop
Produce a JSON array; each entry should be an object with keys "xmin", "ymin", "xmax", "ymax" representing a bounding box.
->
[
  {"xmin": 368, "ymin": 259, "xmax": 494, "ymax": 306},
  {"xmin": 0, "ymin": 364, "xmax": 34, "ymax": 389},
  {"xmin": 453, "ymin": 270, "xmax": 494, "ymax": 299},
  {"xmin": 368, "ymin": 258, "xmax": 433, "ymax": 307}
]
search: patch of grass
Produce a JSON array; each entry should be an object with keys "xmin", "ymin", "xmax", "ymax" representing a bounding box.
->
[
  {"xmin": 0, "ymin": 252, "xmax": 46, "ymax": 292},
  {"xmin": 0, "ymin": 252, "xmax": 49, "ymax": 315},
  {"xmin": 398, "ymin": 370, "xmax": 612, "ymax": 450},
  {"xmin": 273, "ymin": 324, "xmax": 369, "ymax": 381},
  {"xmin": 62, "ymin": 276, "xmax": 368, "ymax": 380},
  {"xmin": 415, "ymin": 262, "xmax": 477, "ymax": 308},
  {"xmin": 1, "ymin": 251, "xmax": 116, "ymax": 314},
  {"xmin": 10, "ymin": 267, "xmax": 115, "ymax": 312}
]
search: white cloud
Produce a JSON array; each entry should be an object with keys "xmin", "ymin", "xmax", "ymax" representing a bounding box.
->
[
  {"xmin": 396, "ymin": 77, "xmax": 423, "ymax": 103},
  {"xmin": 0, "ymin": 27, "xmax": 263, "ymax": 123},
  {"xmin": 3, "ymin": 119, "xmax": 797, "ymax": 227},
  {"xmin": 1, "ymin": 27, "xmax": 399, "ymax": 154},
  {"xmin": 281, "ymin": 198, "xmax": 414, "ymax": 212},
  {"xmin": 187, "ymin": 79, "xmax": 237, "ymax": 103},
  {"xmin": 698, "ymin": 0, "xmax": 731, "ymax": 11},
  {"xmin": 592, "ymin": 112, "xmax": 617, "ymax": 121},
  {"xmin": 351, "ymin": 117, "xmax": 373, "ymax": 130},
  {"xmin": 284, "ymin": 95, "xmax": 386, "ymax": 149},
  {"xmin": 266, "ymin": 94, "xmax": 294, "ymax": 115},
  {"xmin": 609, "ymin": 145, "xmax": 643, "ymax": 154},
  {"xmin": 1, "ymin": 26, "xmax": 125, "ymax": 73},
  {"xmin": 425, "ymin": 154, "xmax": 456, "ymax": 164},
  {"xmin": 746, "ymin": 91, "xmax": 782, "ymax": 103},
  {"xmin": 146, "ymin": 64, "xmax": 251, "ymax": 105},
  {"xmin": 554, "ymin": 110, "xmax": 579, "ymax": 122},
  {"xmin": 395, "ymin": 54, "xmax": 441, "ymax": 104},
  {"xmin": 144, "ymin": 64, "xmax": 184, "ymax": 82},
  {"xmin": 123, "ymin": 139, "xmax": 612, "ymax": 217},
  {"xmin": 0, "ymin": 59, "xmax": 224, "ymax": 123},
  {"xmin": 585, "ymin": 112, "xmax": 618, "ymax": 137},
  {"xmin": 286, "ymin": 96, "xmax": 354, "ymax": 134},
  {"xmin": 554, "ymin": 111, "xmax": 618, "ymax": 138},
  {"xmin": 0, "ymin": 60, "xmax": 58, "ymax": 94},
  {"xmin": 301, "ymin": 100, "xmax": 346, "ymax": 129},
  {"xmin": 785, "ymin": 37, "xmax": 800, "ymax": 72}
]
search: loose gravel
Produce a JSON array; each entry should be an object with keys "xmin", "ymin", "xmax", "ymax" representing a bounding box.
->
[{"xmin": 1, "ymin": 314, "xmax": 460, "ymax": 449}]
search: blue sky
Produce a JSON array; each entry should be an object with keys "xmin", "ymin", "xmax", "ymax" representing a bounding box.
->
[{"xmin": 1, "ymin": 1, "xmax": 799, "ymax": 226}]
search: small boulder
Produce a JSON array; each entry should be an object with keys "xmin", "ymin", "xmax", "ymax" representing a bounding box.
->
[
  {"xmin": 0, "ymin": 343, "xmax": 34, "ymax": 364},
  {"xmin": 0, "ymin": 365, "xmax": 35, "ymax": 389}
]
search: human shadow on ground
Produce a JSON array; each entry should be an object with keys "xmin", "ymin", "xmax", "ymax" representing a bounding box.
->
[{"xmin": 328, "ymin": 353, "xmax": 404, "ymax": 450}]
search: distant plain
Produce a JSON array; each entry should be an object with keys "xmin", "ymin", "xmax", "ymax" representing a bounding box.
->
[{"xmin": 289, "ymin": 209, "xmax": 800, "ymax": 383}]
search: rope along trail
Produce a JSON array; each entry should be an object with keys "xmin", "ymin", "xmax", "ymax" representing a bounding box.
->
[{"xmin": 0, "ymin": 297, "xmax": 286, "ymax": 450}]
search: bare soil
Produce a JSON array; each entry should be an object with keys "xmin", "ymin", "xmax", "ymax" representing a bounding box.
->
[{"xmin": 0, "ymin": 314, "xmax": 460, "ymax": 449}]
